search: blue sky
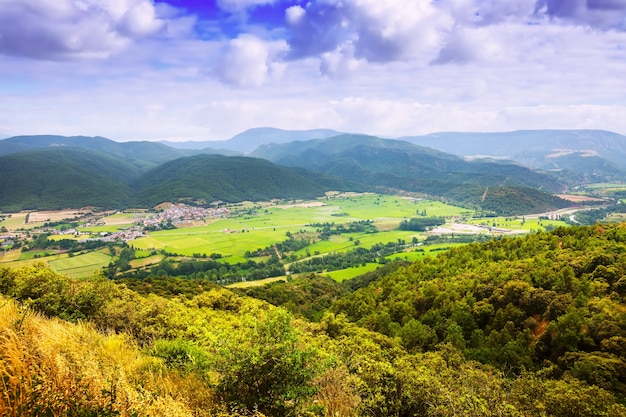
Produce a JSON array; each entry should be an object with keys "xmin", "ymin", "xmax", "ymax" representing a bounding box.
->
[{"xmin": 0, "ymin": 0, "xmax": 625, "ymax": 141}]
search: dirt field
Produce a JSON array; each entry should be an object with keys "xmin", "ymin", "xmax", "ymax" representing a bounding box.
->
[
  {"xmin": 555, "ymin": 194, "xmax": 608, "ymax": 203},
  {"xmin": 26, "ymin": 210, "xmax": 88, "ymax": 223}
]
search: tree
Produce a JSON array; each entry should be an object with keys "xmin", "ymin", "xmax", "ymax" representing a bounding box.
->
[{"xmin": 211, "ymin": 308, "xmax": 321, "ymax": 417}]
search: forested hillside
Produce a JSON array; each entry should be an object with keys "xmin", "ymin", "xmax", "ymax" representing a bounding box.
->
[
  {"xmin": 1, "ymin": 224, "xmax": 626, "ymax": 416},
  {"xmin": 0, "ymin": 147, "xmax": 136, "ymax": 211},
  {"xmin": 251, "ymin": 134, "xmax": 569, "ymax": 215},
  {"xmin": 0, "ymin": 151, "xmax": 347, "ymax": 211},
  {"xmin": 132, "ymin": 154, "xmax": 339, "ymax": 206},
  {"xmin": 0, "ymin": 134, "xmax": 198, "ymax": 170}
]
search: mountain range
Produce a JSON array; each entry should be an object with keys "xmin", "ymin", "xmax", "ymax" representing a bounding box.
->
[{"xmin": 1, "ymin": 128, "xmax": 625, "ymax": 214}]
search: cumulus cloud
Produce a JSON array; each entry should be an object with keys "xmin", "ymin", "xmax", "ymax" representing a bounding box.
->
[
  {"xmin": 286, "ymin": 0, "xmax": 452, "ymax": 63},
  {"xmin": 320, "ymin": 44, "xmax": 364, "ymax": 78},
  {"xmin": 0, "ymin": 0, "xmax": 166, "ymax": 60},
  {"xmin": 431, "ymin": 26, "xmax": 502, "ymax": 65},
  {"xmin": 217, "ymin": 34, "xmax": 286, "ymax": 87}
]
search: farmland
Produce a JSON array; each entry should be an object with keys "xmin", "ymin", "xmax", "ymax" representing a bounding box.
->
[{"xmin": 1, "ymin": 192, "xmax": 573, "ymax": 283}]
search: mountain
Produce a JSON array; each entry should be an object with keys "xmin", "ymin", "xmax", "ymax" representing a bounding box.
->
[
  {"xmin": 0, "ymin": 148, "xmax": 137, "ymax": 211},
  {"xmin": 251, "ymin": 134, "xmax": 569, "ymax": 215},
  {"xmin": 132, "ymin": 154, "xmax": 337, "ymax": 206},
  {"xmin": 0, "ymin": 135, "xmax": 198, "ymax": 171},
  {"xmin": 211, "ymin": 127, "xmax": 345, "ymax": 154},
  {"xmin": 159, "ymin": 140, "xmax": 241, "ymax": 155},
  {"xmin": 400, "ymin": 130, "xmax": 626, "ymax": 181}
]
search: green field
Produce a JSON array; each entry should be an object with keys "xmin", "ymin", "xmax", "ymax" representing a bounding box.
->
[
  {"xmin": 48, "ymin": 251, "xmax": 112, "ymax": 279},
  {"xmin": 131, "ymin": 194, "xmax": 468, "ymax": 261},
  {"xmin": 5, "ymin": 194, "xmax": 563, "ymax": 285},
  {"xmin": 324, "ymin": 263, "xmax": 381, "ymax": 282},
  {"xmin": 0, "ymin": 212, "xmax": 28, "ymax": 230},
  {"xmin": 467, "ymin": 216, "xmax": 568, "ymax": 232}
]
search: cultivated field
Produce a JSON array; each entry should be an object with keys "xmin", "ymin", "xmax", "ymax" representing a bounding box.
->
[
  {"xmin": 129, "ymin": 194, "xmax": 470, "ymax": 262},
  {"xmin": 1, "ymin": 192, "xmax": 575, "ymax": 284},
  {"xmin": 49, "ymin": 251, "xmax": 112, "ymax": 279}
]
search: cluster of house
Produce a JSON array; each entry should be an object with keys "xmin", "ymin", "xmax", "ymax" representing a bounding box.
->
[
  {"xmin": 141, "ymin": 204, "xmax": 230, "ymax": 228},
  {"xmin": 0, "ymin": 235, "xmax": 15, "ymax": 249}
]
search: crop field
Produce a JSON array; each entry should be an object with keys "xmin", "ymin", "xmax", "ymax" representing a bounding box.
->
[
  {"xmin": 0, "ymin": 212, "xmax": 29, "ymax": 230},
  {"xmin": 227, "ymin": 276, "xmax": 287, "ymax": 288},
  {"xmin": 325, "ymin": 263, "xmax": 381, "ymax": 282},
  {"xmin": 467, "ymin": 216, "xmax": 568, "ymax": 232},
  {"xmin": 130, "ymin": 194, "xmax": 469, "ymax": 261},
  {"xmin": 130, "ymin": 254, "xmax": 165, "ymax": 269},
  {"xmin": 48, "ymin": 251, "xmax": 112, "ymax": 279}
]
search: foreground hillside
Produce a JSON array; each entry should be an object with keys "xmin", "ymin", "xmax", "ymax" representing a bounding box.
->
[{"xmin": 1, "ymin": 223, "xmax": 626, "ymax": 416}]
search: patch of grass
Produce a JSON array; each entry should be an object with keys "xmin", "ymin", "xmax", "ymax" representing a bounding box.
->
[
  {"xmin": 18, "ymin": 251, "xmax": 56, "ymax": 261},
  {"xmin": 0, "ymin": 212, "xmax": 29, "ymax": 230},
  {"xmin": 49, "ymin": 251, "xmax": 112, "ymax": 278},
  {"xmin": 227, "ymin": 276, "xmax": 288, "ymax": 288},
  {"xmin": 324, "ymin": 263, "xmax": 381, "ymax": 282}
]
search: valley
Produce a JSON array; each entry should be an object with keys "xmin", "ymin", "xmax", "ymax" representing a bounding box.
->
[
  {"xmin": 0, "ymin": 189, "xmax": 611, "ymax": 285},
  {"xmin": 1, "ymin": 129, "xmax": 626, "ymax": 416}
]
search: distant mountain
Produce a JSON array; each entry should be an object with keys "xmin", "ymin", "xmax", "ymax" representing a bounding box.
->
[
  {"xmin": 159, "ymin": 140, "xmax": 241, "ymax": 155},
  {"xmin": 132, "ymin": 154, "xmax": 338, "ymax": 207},
  {"xmin": 400, "ymin": 130, "xmax": 626, "ymax": 181},
  {"xmin": 0, "ymin": 135, "xmax": 198, "ymax": 171},
  {"xmin": 211, "ymin": 127, "xmax": 345, "ymax": 154},
  {"xmin": 0, "ymin": 148, "xmax": 137, "ymax": 211},
  {"xmin": 251, "ymin": 134, "xmax": 569, "ymax": 215}
]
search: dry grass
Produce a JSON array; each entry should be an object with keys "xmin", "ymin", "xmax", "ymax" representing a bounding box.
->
[{"xmin": 0, "ymin": 298, "xmax": 216, "ymax": 417}]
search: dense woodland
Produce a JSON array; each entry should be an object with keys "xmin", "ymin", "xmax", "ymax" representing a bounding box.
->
[
  {"xmin": 1, "ymin": 223, "xmax": 626, "ymax": 416},
  {"xmin": 0, "ymin": 134, "xmax": 578, "ymax": 215}
]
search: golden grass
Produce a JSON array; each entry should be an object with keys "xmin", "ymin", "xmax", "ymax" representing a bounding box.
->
[{"xmin": 0, "ymin": 298, "xmax": 216, "ymax": 417}]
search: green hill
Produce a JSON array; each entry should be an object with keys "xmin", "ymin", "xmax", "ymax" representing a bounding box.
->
[
  {"xmin": 252, "ymin": 134, "xmax": 569, "ymax": 215},
  {"xmin": 0, "ymin": 147, "xmax": 137, "ymax": 211},
  {"xmin": 402, "ymin": 129, "xmax": 626, "ymax": 181},
  {"xmin": 2, "ymin": 224, "xmax": 626, "ymax": 416},
  {"xmin": 0, "ymin": 134, "xmax": 198, "ymax": 171},
  {"xmin": 132, "ymin": 154, "xmax": 335, "ymax": 206}
]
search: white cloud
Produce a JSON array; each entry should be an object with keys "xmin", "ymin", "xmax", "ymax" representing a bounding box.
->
[
  {"xmin": 217, "ymin": 34, "xmax": 287, "ymax": 87},
  {"xmin": 320, "ymin": 44, "xmax": 364, "ymax": 78},
  {"xmin": 0, "ymin": 0, "xmax": 166, "ymax": 60},
  {"xmin": 285, "ymin": 5, "xmax": 306, "ymax": 25},
  {"xmin": 286, "ymin": 0, "xmax": 453, "ymax": 63}
]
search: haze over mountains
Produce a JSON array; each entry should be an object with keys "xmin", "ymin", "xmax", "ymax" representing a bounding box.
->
[{"xmin": 1, "ymin": 128, "xmax": 625, "ymax": 214}]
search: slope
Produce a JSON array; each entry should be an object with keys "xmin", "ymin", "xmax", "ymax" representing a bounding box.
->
[
  {"xmin": 0, "ymin": 134, "xmax": 198, "ymax": 171},
  {"xmin": 401, "ymin": 129, "xmax": 626, "ymax": 180},
  {"xmin": 0, "ymin": 147, "xmax": 137, "ymax": 211},
  {"xmin": 132, "ymin": 154, "xmax": 336, "ymax": 206},
  {"xmin": 212, "ymin": 127, "xmax": 345, "ymax": 153},
  {"xmin": 251, "ymin": 134, "xmax": 569, "ymax": 215}
]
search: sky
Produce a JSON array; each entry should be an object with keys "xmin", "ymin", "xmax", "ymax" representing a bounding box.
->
[{"xmin": 0, "ymin": 0, "xmax": 625, "ymax": 142}]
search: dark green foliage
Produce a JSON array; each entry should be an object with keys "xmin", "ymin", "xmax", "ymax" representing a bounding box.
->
[
  {"xmin": 0, "ymin": 148, "xmax": 137, "ymax": 211},
  {"xmin": 113, "ymin": 276, "xmax": 219, "ymax": 299},
  {"xmin": 118, "ymin": 256, "xmax": 285, "ymax": 284},
  {"xmin": 398, "ymin": 217, "xmax": 445, "ymax": 231},
  {"xmin": 210, "ymin": 308, "xmax": 320, "ymax": 417},
  {"xmin": 331, "ymin": 224, "xmax": 626, "ymax": 400},
  {"xmin": 0, "ymin": 263, "xmax": 116, "ymax": 321},
  {"xmin": 2, "ymin": 258, "xmax": 626, "ymax": 416},
  {"xmin": 0, "ymin": 134, "xmax": 199, "ymax": 170},
  {"xmin": 251, "ymin": 134, "xmax": 569, "ymax": 215},
  {"xmin": 132, "ymin": 154, "xmax": 333, "ymax": 206},
  {"xmin": 237, "ymin": 274, "xmax": 348, "ymax": 321}
]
